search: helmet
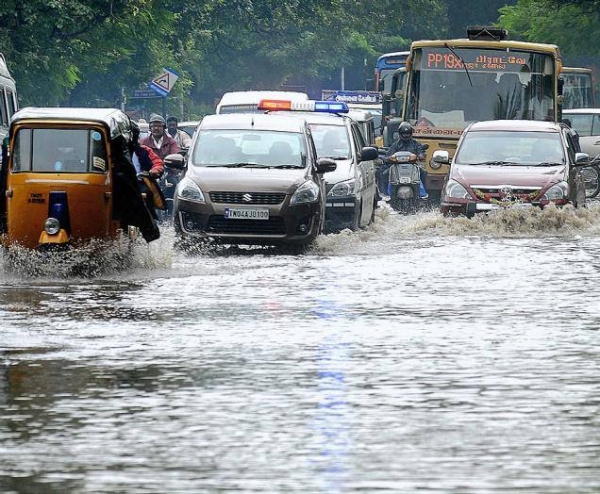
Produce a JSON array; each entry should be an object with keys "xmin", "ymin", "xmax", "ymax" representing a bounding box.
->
[
  {"xmin": 149, "ymin": 114, "xmax": 166, "ymax": 127},
  {"xmin": 398, "ymin": 121, "xmax": 413, "ymax": 141}
]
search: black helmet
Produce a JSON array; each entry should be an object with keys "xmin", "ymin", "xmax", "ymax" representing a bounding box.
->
[{"xmin": 398, "ymin": 121, "xmax": 413, "ymax": 141}]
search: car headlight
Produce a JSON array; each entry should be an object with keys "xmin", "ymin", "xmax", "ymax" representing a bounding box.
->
[
  {"xmin": 543, "ymin": 181, "xmax": 568, "ymax": 201},
  {"xmin": 328, "ymin": 178, "xmax": 356, "ymax": 197},
  {"xmin": 291, "ymin": 180, "xmax": 319, "ymax": 204},
  {"xmin": 444, "ymin": 179, "xmax": 470, "ymax": 199},
  {"xmin": 176, "ymin": 176, "xmax": 205, "ymax": 204}
]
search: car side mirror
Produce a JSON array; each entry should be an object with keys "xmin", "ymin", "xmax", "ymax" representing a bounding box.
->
[
  {"xmin": 360, "ymin": 146, "xmax": 378, "ymax": 161},
  {"xmin": 164, "ymin": 153, "xmax": 186, "ymax": 170},
  {"xmin": 432, "ymin": 150, "xmax": 450, "ymax": 165},
  {"xmin": 316, "ymin": 157, "xmax": 336, "ymax": 174},
  {"xmin": 575, "ymin": 152, "xmax": 590, "ymax": 165}
]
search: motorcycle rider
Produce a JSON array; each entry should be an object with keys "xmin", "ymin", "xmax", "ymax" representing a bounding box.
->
[
  {"xmin": 130, "ymin": 121, "xmax": 164, "ymax": 178},
  {"xmin": 166, "ymin": 116, "xmax": 192, "ymax": 150},
  {"xmin": 384, "ymin": 121, "xmax": 428, "ymax": 199},
  {"xmin": 141, "ymin": 114, "xmax": 180, "ymax": 160}
]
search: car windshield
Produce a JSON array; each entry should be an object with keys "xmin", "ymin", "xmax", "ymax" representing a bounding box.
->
[
  {"xmin": 455, "ymin": 130, "xmax": 565, "ymax": 166},
  {"xmin": 308, "ymin": 124, "xmax": 351, "ymax": 159},
  {"xmin": 566, "ymin": 113, "xmax": 600, "ymax": 137},
  {"xmin": 191, "ymin": 129, "xmax": 306, "ymax": 167}
]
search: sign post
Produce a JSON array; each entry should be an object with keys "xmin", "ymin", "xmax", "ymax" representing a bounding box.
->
[{"xmin": 148, "ymin": 67, "xmax": 180, "ymax": 118}]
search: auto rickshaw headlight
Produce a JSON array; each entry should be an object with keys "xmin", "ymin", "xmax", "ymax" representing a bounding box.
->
[{"xmin": 44, "ymin": 217, "xmax": 61, "ymax": 235}]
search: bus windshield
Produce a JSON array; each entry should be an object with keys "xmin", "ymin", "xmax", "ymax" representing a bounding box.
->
[
  {"xmin": 376, "ymin": 52, "xmax": 409, "ymax": 94},
  {"xmin": 405, "ymin": 47, "xmax": 557, "ymax": 130},
  {"xmin": 562, "ymin": 70, "xmax": 595, "ymax": 109}
]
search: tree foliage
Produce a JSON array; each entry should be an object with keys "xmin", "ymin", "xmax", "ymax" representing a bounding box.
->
[
  {"xmin": 499, "ymin": 0, "xmax": 600, "ymax": 61},
  {"xmin": 0, "ymin": 0, "xmax": 535, "ymax": 117}
]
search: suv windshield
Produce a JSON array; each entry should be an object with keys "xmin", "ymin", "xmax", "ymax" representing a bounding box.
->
[
  {"xmin": 191, "ymin": 129, "xmax": 306, "ymax": 167},
  {"xmin": 455, "ymin": 130, "xmax": 565, "ymax": 165}
]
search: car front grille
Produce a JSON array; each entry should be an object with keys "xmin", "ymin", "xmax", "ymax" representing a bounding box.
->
[
  {"xmin": 209, "ymin": 191, "xmax": 285, "ymax": 205},
  {"xmin": 472, "ymin": 186, "xmax": 541, "ymax": 201},
  {"xmin": 207, "ymin": 216, "xmax": 286, "ymax": 234}
]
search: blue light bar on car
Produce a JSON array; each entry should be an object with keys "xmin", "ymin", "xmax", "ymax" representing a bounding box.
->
[{"xmin": 313, "ymin": 101, "xmax": 349, "ymax": 113}]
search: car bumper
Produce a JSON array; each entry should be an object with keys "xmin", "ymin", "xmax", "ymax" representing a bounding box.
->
[
  {"xmin": 441, "ymin": 199, "xmax": 552, "ymax": 216},
  {"xmin": 175, "ymin": 199, "xmax": 322, "ymax": 245},
  {"xmin": 325, "ymin": 196, "xmax": 359, "ymax": 230}
]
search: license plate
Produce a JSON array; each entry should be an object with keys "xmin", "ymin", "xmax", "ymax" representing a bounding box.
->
[{"xmin": 224, "ymin": 207, "xmax": 269, "ymax": 220}]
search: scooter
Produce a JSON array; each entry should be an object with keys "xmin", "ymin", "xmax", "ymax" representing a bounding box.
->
[
  {"xmin": 158, "ymin": 151, "xmax": 187, "ymax": 222},
  {"xmin": 385, "ymin": 144, "xmax": 429, "ymax": 214}
]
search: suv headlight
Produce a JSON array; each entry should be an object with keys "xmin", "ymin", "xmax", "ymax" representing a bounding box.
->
[
  {"xmin": 328, "ymin": 178, "xmax": 356, "ymax": 197},
  {"xmin": 291, "ymin": 180, "xmax": 319, "ymax": 204},
  {"xmin": 444, "ymin": 179, "xmax": 470, "ymax": 199},
  {"xmin": 543, "ymin": 181, "xmax": 568, "ymax": 201},
  {"xmin": 176, "ymin": 176, "xmax": 205, "ymax": 204}
]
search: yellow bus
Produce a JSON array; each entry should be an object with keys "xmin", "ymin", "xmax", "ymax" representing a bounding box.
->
[
  {"xmin": 402, "ymin": 27, "xmax": 563, "ymax": 199},
  {"xmin": 561, "ymin": 67, "xmax": 595, "ymax": 109}
]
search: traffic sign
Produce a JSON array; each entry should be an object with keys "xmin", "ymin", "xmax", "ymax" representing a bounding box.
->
[{"xmin": 148, "ymin": 67, "xmax": 179, "ymax": 97}]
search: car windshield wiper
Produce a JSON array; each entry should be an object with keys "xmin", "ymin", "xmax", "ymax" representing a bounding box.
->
[
  {"xmin": 273, "ymin": 164, "xmax": 304, "ymax": 169},
  {"xmin": 467, "ymin": 160, "xmax": 521, "ymax": 166},
  {"xmin": 322, "ymin": 155, "xmax": 348, "ymax": 160},
  {"xmin": 222, "ymin": 162, "xmax": 265, "ymax": 168},
  {"xmin": 534, "ymin": 161, "xmax": 564, "ymax": 167}
]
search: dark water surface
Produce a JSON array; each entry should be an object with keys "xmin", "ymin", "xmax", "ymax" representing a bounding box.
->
[{"xmin": 1, "ymin": 204, "xmax": 600, "ymax": 493}]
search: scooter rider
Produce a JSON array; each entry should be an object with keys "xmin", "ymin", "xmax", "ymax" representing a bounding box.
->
[
  {"xmin": 141, "ymin": 114, "xmax": 180, "ymax": 160},
  {"xmin": 385, "ymin": 121, "xmax": 428, "ymax": 199}
]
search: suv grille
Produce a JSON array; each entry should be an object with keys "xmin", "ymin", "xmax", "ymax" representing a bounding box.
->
[{"xmin": 210, "ymin": 191, "xmax": 285, "ymax": 205}]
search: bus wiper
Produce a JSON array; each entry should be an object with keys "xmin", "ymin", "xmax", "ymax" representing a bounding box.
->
[{"xmin": 444, "ymin": 43, "xmax": 473, "ymax": 87}]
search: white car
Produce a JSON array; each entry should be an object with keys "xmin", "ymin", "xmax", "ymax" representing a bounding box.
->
[{"xmin": 563, "ymin": 108, "xmax": 600, "ymax": 159}]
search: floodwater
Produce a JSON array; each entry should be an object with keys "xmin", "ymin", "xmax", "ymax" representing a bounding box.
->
[{"xmin": 2, "ymin": 203, "xmax": 600, "ymax": 493}]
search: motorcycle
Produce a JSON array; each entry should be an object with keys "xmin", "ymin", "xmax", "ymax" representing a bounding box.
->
[
  {"xmin": 385, "ymin": 144, "xmax": 429, "ymax": 214},
  {"xmin": 159, "ymin": 152, "xmax": 187, "ymax": 222},
  {"xmin": 581, "ymin": 153, "xmax": 600, "ymax": 199}
]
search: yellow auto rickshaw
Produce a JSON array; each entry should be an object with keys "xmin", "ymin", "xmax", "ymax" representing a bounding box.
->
[{"xmin": 0, "ymin": 107, "xmax": 165, "ymax": 251}]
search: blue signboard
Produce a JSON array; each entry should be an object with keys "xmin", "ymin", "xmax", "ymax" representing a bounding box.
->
[{"xmin": 321, "ymin": 90, "xmax": 382, "ymax": 104}]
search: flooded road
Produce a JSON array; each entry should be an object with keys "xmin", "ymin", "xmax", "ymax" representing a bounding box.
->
[{"xmin": 2, "ymin": 203, "xmax": 600, "ymax": 493}]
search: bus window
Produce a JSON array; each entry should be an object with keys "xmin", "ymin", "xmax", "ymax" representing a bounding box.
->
[
  {"xmin": 6, "ymin": 89, "xmax": 16, "ymax": 118},
  {"xmin": 0, "ymin": 89, "xmax": 7, "ymax": 127}
]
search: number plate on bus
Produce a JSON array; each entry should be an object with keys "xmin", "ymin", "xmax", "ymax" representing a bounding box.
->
[{"xmin": 224, "ymin": 208, "xmax": 269, "ymax": 220}]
